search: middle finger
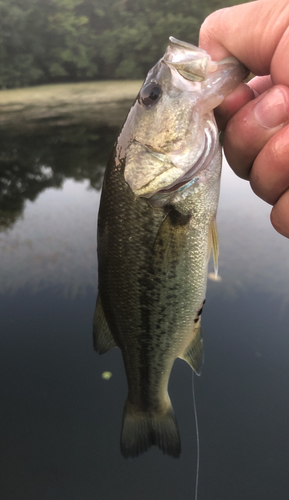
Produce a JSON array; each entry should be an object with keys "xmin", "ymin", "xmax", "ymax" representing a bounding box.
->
[{"xmin": 223, "ymin": 85, "xmax": 289, "ymax": 180}]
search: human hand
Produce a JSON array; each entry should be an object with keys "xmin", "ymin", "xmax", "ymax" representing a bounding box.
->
[{"xmin": 199, "ymin": 0, "xmax": 289, "ymax": 238}]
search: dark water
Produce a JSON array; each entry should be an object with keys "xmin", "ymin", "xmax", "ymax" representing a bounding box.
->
[{"xmin": 1, "ymin": 121, "xmax": 289, "ymax": 500}]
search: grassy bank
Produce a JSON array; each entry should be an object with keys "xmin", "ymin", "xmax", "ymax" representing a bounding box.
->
[{"xmin": 0, "ymin": 81, "xmax": 142, "ymax": 129}]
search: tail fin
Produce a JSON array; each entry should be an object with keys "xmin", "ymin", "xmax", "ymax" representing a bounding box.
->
[{"xmin": 120, "ymin": 399, "xmax": 181, "ymax": 458}]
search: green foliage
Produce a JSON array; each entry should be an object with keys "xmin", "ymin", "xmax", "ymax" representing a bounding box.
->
[
  {"xmin": 0, "ymin": 0, "xmax": 252, "ymax": 88},
  {"xmin": 0, "ymin": 0, "xmax": 41, "ymax": 88}
]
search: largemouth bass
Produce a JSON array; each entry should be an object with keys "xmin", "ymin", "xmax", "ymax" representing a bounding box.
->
[{"xmin": 94, "ymin": 37, "xmax": 247, "ymax": 458}]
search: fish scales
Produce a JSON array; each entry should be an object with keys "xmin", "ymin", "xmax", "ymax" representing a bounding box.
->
[{"xmin": 94, "ymin": 37, "xmax": 248, "ymax": 458}]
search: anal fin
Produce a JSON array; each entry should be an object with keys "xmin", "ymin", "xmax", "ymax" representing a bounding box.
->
[
  {"xmin": 180, "ymin": 323, "xmax": 203, "ymax": 375},
  {"xmin": 93, "ymin": 294, "xmax": 117, "ymax": 354}
]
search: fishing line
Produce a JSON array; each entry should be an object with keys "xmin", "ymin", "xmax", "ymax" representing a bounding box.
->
[{"xmin": 192, "ymin": 371, "xmax": 200, "ymax": 500}]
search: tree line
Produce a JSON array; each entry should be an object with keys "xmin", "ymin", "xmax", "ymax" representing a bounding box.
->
[{"xmin": 0, "ymin": 0, "xmax": 249, "ymax": 89}]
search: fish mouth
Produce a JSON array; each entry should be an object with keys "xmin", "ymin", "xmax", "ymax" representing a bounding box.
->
[
  {"xmin": 147, "ymin": 123, "xmax": 218, "ymax": 206},
  {"xmin": 159, "ymin": 127, "xmax": 217, "ymax": 193},
  {"xmin": 162, "ymin": 36, "xmax": 219, "ymax": 83}
]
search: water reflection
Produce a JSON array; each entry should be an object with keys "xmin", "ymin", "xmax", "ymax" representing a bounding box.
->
[
  {"xmin": 1, "ymin": 116, "xmax": 289, "ymax": 500},
  {"xmin": 1, "ymin": 128, "xmax": 288, "ymax": 301},
  {"xmin": 0, "ymin": 124, "xmax": 118, "ymax": 230},
  {"xmin": 212, "ymin": 161, "xmax": 289, "ymax": 303},
  {"xmin": 0, "ymin": 179, "xmax": 99, "ymax": 296}
]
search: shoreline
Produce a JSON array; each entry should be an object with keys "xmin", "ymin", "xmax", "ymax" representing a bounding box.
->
[{"xmin": 0, "ymin": 81, "xmax": 142, "ymax": 129}]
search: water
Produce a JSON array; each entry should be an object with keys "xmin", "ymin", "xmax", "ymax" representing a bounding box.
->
[{"xmin": 1, "ymin": 121, "xmax": 289, "ymax": 500}]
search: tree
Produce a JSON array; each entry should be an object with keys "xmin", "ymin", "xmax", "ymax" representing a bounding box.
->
[{"xmin": 0, "ymin": 0, "xmax": 252, "ymax": 88}]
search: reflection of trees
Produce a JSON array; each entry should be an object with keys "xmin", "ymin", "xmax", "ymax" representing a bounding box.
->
[{"xmin": 0, "ymin": 123, "xmax": 119, "ymax": 231}]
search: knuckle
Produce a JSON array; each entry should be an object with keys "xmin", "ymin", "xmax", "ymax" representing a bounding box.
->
[
  {"xmin": 270, "ymin": 198, "xmax": 289, "ymax": 238},
  {"xmin": 199, "ymin": 9, "xmax": 227, "ymax": 46},
  {"xmin": 264, "ymin": 126, "xmax": 289, "ymax": 174}
]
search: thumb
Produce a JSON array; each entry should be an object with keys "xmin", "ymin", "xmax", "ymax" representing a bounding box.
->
[{"xmin": 199, "ymin": 0, "xmax": 289, "ymax": 84}]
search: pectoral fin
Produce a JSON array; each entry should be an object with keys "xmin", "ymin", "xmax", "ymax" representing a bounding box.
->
[
  {"xmin": 180, "ymin": 323, "xmax": 203, "ymax": 375},
  {"xmin": 153, "ymin": 207, "xmax": 191, "ymax": 270},
  {"xmin": 93, "ymin": 294, "xmax": 117, "ymax": 354}
]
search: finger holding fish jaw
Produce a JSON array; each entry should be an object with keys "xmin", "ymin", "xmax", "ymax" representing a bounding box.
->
[
  {"xmin": 211, "ymin": 81, "xmax": 289, "ymax": 239},
  {"xmin": 198, "ymin": 0, "xmax": 289, "ymax": 238},
  {"xmin": 222, "ymin": 85, "xmax": 289, "ymax": 238}
]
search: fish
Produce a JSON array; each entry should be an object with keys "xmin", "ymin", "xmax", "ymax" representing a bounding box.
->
[{"xmin": 93, "ymin": 37, "xmax": 247, "ymax": 458}]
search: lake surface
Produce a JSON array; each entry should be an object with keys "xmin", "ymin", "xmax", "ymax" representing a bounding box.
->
[{"xmin": 1, "ymin": 115, "xmax": 289, "ymax": 500}]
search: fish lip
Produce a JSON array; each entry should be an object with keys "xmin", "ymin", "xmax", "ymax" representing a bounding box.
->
[
  {"xmin": 162, "ymin": 36, "xmax": 218, "ymax": 83},
  {"xmin": 147, "ymin": 122, "xmax": 218, "ymax": 204}
]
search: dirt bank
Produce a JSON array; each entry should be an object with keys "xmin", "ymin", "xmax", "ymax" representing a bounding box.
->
[{"xmin": 0, "ymin": 81, "xmax": 142, "ymax": 129}]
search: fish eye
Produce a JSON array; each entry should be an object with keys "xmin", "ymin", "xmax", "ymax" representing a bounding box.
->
[{"xmin": 139, "ymin": 83, "xmax": 162, "ymax": 107}]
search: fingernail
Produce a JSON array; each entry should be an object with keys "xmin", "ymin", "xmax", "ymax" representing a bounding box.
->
[{"xmin": 254, "ymin": 88, "xmax": 288, "ymax": 129}]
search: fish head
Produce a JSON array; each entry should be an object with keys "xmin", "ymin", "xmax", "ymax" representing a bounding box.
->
[{"xmin": 123, "ymin": 37, "xmax": 248, "ymax": 204}]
